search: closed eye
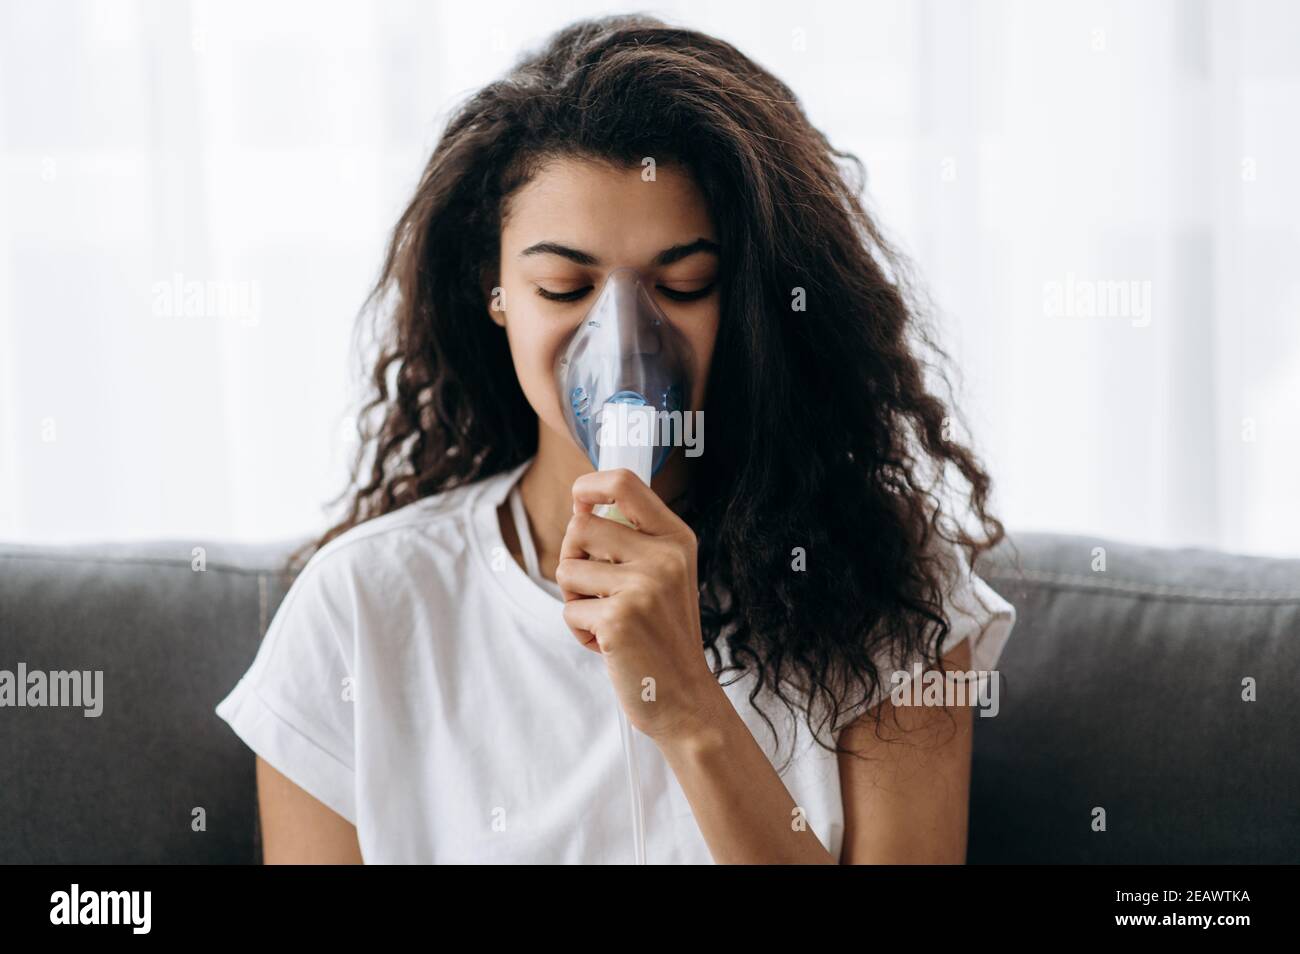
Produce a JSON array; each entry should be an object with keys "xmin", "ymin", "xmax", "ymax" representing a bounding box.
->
[
  {"xmin": 535, "ymin": 285, "xmax": 591, "ymax": 302},
  {"xmin": 658, "ymin": 283, "xmax": 715, "ymax": 302}
]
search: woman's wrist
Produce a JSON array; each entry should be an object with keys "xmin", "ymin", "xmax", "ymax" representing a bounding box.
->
[
  {"xmin": 650, "ymin": 677, "xmax": 839, "ymax": 864},
  {"xmin": 651, "ymin": 680, "xmax": 736, "ymax": 759}
]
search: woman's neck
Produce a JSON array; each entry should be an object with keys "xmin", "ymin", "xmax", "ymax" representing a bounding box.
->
[{"xmin": 503, "ymin": 425, "xmax": 691, "ymax": 584}]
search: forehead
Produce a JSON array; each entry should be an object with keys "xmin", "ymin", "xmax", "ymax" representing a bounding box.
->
[{"xmin": 501, "ymin": 157, "xmax": 715, "ymax": 262}]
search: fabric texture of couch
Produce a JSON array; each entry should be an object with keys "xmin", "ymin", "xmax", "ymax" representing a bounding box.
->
[{"xmin": 1, "ymin": 532, "xmax": 1296, "ymax": 863}]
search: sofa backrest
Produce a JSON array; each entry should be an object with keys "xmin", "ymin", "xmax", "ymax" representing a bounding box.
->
[
  {"xmin": 1, "ymin": 541, "xmax": 293, "ymax": 864},
  {"xmin": 970, "ymin": 534, "xmax": 1299, "ymax": 863},
  {"xmin": 1, "ymin": 533, "xmax": 1297, "ymax": 863}
]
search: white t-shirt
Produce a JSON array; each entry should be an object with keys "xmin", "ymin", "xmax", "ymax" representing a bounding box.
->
[{"xmin": 215, "ymin": 457, "xmax": 1016, "ymax": 863}]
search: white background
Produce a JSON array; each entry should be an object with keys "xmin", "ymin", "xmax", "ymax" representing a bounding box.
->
[{"xmin": 1, "ymin": 0, "xmax": 1297, "ymax": 556}]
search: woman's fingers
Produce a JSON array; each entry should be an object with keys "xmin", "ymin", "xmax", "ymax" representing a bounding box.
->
[
  {"xmin": 558, "ymin": 508, "xmax": 641, "ymax": 564},
  {"xmin": 571, "ymin": 468, "xmax": 682, "ymax": 537},
  {"xmin": 560, "ymin": 597, "xmax": 612, "ymax": 653},
  {"xmin": 554, "ymin": 556, "xmax": 626, "ymax": 601}
]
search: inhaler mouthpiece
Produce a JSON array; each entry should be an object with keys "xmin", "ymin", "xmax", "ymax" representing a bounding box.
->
[{"xmin": 554, "ymin": 266, "xmax": 692, "ymax": 486}]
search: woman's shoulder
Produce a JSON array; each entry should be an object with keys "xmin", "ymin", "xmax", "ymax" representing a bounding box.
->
[{"xmin": 295, "ymin": 465, "xmax": 520, "ymax": 588}]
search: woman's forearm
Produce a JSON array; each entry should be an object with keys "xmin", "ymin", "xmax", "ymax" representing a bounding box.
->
[{"xmin": 656, "ymin": 688, "xmax": 838, "ymax": 864}]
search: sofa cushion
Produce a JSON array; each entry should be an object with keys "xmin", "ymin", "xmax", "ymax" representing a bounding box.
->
[{"xmin": 1, "ymin": 532, "xmax": 1296, "ymax": 863}]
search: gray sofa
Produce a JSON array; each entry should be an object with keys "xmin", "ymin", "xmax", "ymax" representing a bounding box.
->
[{"xmin": 2, "ymin": 532, "xmax": 1297, "ymax": 864}]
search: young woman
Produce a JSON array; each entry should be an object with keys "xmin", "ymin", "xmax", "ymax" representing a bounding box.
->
[{"xmin": 216, "ymin": 14, "xmax": 1017, "ymax": 864}]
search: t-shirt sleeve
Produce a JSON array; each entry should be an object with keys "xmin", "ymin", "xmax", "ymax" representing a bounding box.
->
[
  {"xmin": 214, "ymin": 550, "xmax": 358, "ymax": 826},
  {"xmin": 933, "ymin": 540, "xmax": 1017, "ymax": 671},
  {"xmin": 862, "ymin": 539, "xmax": 1017, "ymax": 715}
]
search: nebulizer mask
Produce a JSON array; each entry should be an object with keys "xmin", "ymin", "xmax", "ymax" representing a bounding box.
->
[
  {"xmin": 552, "ymin": 266, "xmax": 695, "ymax": 865},
  {"xmin": 554, "ymin": 266, "xmax": 692, "ymax": 526}
]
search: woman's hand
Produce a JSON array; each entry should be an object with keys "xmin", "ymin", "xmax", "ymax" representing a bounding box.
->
[{"xmin": 556, "ymin": 468, "xmax": 726, "ymax": 746}]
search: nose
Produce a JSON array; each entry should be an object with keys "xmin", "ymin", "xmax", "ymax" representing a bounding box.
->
[
  {"xmin": 553, "ymin": 261, "xmax": 693, "ymax": 477},
  {"xmin": 592, "ymin": 267, "xmax": 662, "ymax": 326}
]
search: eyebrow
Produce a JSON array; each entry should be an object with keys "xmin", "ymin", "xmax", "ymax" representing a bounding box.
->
[{"xmin": 517, "ymin": 237, "xmax": 721, "ymax": 267}]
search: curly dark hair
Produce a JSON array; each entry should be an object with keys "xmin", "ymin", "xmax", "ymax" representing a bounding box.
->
[{"xmin": 290, "ymin": 13, "xmax": 1014, "ymax": 767}]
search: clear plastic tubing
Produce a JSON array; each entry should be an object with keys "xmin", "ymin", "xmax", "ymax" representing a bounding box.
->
[{"xmin": 595, "ymin": 398, "xmax": 655, "ymax": 865}]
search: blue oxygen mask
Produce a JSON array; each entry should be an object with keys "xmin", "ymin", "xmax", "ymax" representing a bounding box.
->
[{"xmin": 553, "ymin": 267, "xmax": 694, "ymax": 526}]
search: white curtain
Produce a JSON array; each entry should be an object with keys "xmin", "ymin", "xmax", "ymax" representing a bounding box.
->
[{"xmin": 2, "ymin": 0, "xmax": 1296, "ymax": 556}]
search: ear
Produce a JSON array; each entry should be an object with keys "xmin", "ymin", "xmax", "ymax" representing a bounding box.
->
[{"xmin": 482, "ymin": 273, "xmax": 507, "ymax": 328}]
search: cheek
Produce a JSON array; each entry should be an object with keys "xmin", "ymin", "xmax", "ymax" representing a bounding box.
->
[
  {"xmin": 683, "ymin": 309, "xmax": 720, "ymax": 411},
  {"xmin": 502, "ymin": 299, "xmax": 571, "ymax": 430}
]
